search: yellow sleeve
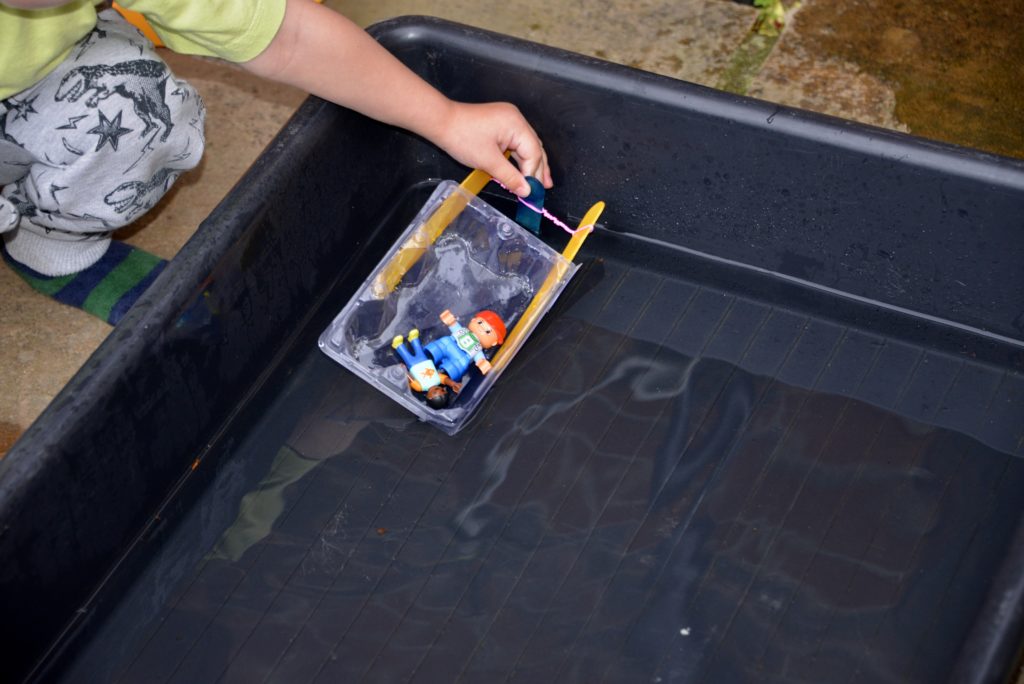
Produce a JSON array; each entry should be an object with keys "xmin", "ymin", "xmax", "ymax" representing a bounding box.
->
[
  {"xmin": 121, "ymin": 0, "xmax": 287, "ymax": 63},
  {"xmin": 0, "ymin": 1, "xmax": 96, "ymax": 99}
]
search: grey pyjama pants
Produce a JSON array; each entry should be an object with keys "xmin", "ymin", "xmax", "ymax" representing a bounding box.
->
[{"xmin": 0, "ymin": 9, "xmax": 205, "ymax": 276}]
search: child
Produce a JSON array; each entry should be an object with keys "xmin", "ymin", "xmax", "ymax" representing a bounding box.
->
[{"xmin": 0, "ymin": 0, "xmax": 554, "ymax": 323}]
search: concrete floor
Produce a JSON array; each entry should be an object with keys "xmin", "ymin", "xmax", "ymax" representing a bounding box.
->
[{"xmin": 1, "ymin": 0, "xmax": 1021, "ymax": 456}]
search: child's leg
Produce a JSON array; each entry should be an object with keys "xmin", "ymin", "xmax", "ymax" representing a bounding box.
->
[{"xmin": 0, "ymin": 10, "xmax": 205, "ymax": 324}]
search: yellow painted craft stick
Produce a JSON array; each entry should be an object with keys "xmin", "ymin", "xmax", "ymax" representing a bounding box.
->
[
  {"xmin": 491, "ymin": 200, "xmax": 605, "ymax": 371},
  {"xmin": 371, "ymin": 168, "xmax": 491, "ymax": 298},
  {"xmin": 562, "ymin": 201, "xmax": 604, "ymax": 262}
]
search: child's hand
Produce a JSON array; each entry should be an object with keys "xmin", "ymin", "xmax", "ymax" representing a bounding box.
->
[
  {"xmin": 242, "ymin": 1, "xmax": 552, "ymax": 197},
  {"xmin": 435, "ymin": 102, "xmax": 553, "ymax": 198}
]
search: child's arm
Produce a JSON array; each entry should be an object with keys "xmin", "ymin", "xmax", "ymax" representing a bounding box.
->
[{"xmin": 241, "ymin": 0, "xmax": 551, "ymax": 197}]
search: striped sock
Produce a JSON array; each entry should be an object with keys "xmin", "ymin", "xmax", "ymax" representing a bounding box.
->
[{"xmin": 3, "ymin": 240, "xmax": 166, "ymax": 325}]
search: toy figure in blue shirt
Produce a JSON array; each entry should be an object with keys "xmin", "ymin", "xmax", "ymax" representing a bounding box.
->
[{"xmin": 392, "ymin": 309, "xmax": 506, "ymax": 408}]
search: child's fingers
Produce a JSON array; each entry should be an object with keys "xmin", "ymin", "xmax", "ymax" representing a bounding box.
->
[
  {"xmin": 439, "ymin": 101, "xmax": 553, "ymax": 195},
  {"xmin": 487, "ymin": 153, "xmax": 531, "ymax": 197},
  {"xmin": 509, "ymin": 133, "xmax": 552, "ymax": 190},
  {"xmin": 534, "ymin": 158, "xmax": 553, "ymax": 189}
]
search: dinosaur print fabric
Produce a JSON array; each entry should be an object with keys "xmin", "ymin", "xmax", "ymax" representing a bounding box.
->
[{"xmin": 0, "ymin": 10, "xmax": 204, "ymax": 277}]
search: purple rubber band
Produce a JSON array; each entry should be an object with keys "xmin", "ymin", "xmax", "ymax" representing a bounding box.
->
[{"xmin": 494, "ymin": 180, "xmax": 594, "ymax": 235}]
